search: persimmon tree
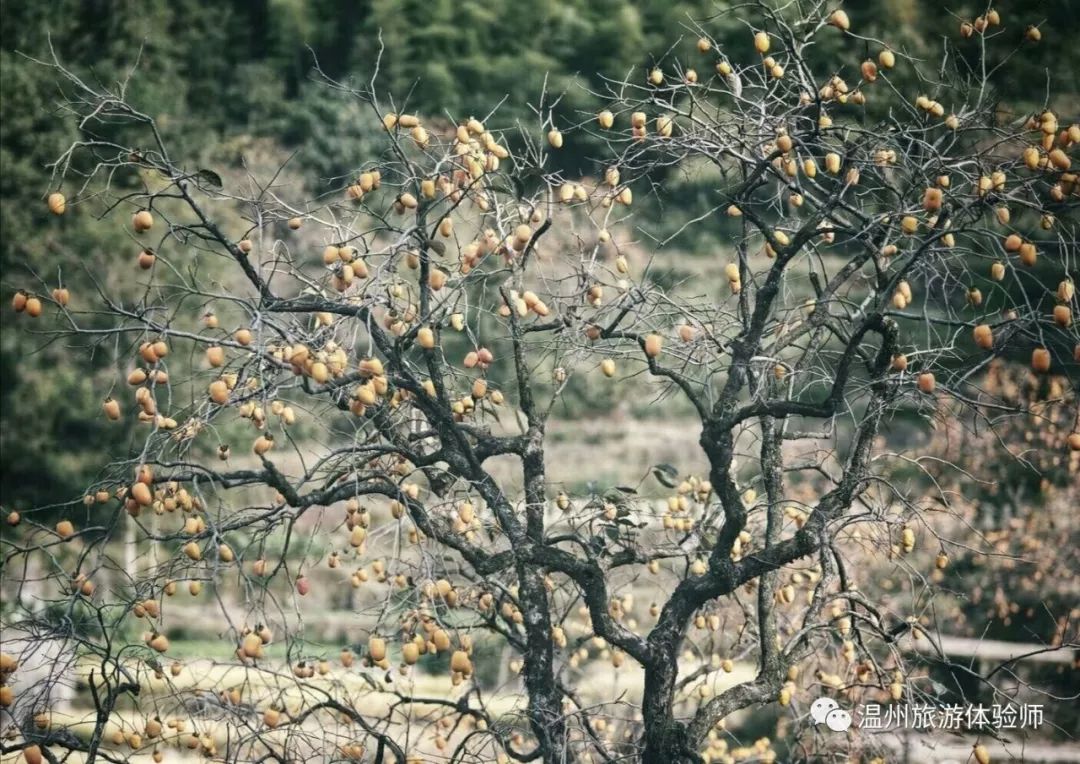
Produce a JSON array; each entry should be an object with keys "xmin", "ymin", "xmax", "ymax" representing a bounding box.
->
[{"xmin": 3, "ymin": 4, "xmax": 1078, "ymax": 764}]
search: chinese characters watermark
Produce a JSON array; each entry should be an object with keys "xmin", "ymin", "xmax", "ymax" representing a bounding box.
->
[
  {"xmin": 859, "ymin": 702, "xmax": 1044, "ymax": 732},
  {"xmin": 809, "ymin": 697, "xmax": 1046, "ymax": 733}
]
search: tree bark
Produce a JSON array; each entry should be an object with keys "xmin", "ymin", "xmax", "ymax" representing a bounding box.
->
[
  {"xmin": 518, "ymin": 563, "xmax": 568, "ymax": 762},
  {"xmin": 519, "ymin": 438, "xmax": 567, "ymax": 761},
  {"xmin": 641, "ymin": 653, "xmax": 696, "ymax": 763}
]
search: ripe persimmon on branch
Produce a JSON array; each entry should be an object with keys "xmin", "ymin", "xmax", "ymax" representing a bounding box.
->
[{"xmin": 3, "ymin": 4, "xmax": 1078, "ymax": 764}]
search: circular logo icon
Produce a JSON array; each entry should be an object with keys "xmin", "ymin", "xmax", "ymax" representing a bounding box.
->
[
  {"xmin": 810, "ymin": 697, "xmax": 839, "ymax": 725},
  {"xmin": 825, "ymin": 708, "xmax": 853, "ymax": 732}
]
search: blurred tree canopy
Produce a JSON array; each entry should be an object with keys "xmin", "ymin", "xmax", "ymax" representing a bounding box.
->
[{"xmin": 2, "ymin": 0, "xmax": 1077, "ymax": 510}]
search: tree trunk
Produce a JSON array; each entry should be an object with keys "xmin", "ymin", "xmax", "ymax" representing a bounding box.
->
[
  {"xmin": 519, "ymin": 442, "xmax": 567, "ymax": 761},
  {"xmin": 642, "ymin": 660, "xmax": 696, "ymax": 763},
  {"xmin": 641, "ymin": 607, "xmax": 699, "ymax": 764},
  {"xmin": 518, "ymin": 564, "xmax": 568, "ymax": 762}
]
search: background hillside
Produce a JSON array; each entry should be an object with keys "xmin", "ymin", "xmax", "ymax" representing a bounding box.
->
[{"xmin": 3, "ymin": 0, "xmax": 1078, "ymax": 508}]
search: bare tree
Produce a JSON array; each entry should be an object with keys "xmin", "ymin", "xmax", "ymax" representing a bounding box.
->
[{"xmin": 3, "ymin": 4, "xmax": 1078, "ymax": 764}]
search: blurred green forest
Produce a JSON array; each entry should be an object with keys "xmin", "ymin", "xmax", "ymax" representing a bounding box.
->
[{"xmin": 1, "ymin": 0, "xmax": 1078, "ymax": 509}]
